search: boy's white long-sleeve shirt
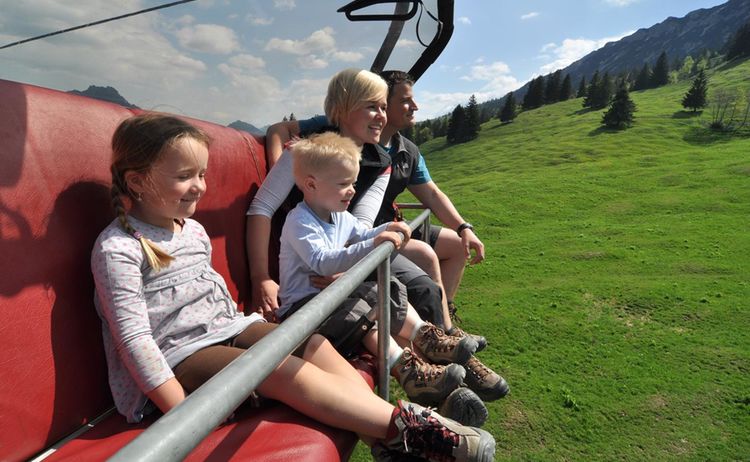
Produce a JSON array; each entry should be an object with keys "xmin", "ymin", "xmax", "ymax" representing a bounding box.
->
[{"xmin": 278, "ymin": 201, "xmax": 389, "ymax": 317}]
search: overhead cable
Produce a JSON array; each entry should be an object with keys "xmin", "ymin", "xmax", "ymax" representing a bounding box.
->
[{"xmin": 1, "ymin": 0, "xmax": 197, "ymax": 50}]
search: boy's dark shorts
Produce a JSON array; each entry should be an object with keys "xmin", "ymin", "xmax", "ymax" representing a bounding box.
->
[
  {"xmin": 410, "ymin": 223, "xmax": 442, "ymax": 248},
  {"xmin": 282, "ymin": 279, "xmax": 408, "ymax": 342}
]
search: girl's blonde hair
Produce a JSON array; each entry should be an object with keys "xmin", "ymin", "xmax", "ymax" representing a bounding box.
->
[
  {"xmin": 291, "ymin": 132, "xmax": 361, "ymax": 181},
  {"xmin": 324, "ymin": 68, "xmax": 388, "ymax": 127},
  {"xmin": 110, "ymin": 113, "xmax": 210, "ymax": 271}
]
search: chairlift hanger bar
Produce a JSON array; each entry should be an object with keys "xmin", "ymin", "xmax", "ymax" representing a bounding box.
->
[
  {"xmin": 0, "ymin": 0, "xmax": 197, "ymax": 50},
  {"xmin": 337, "ymin": 0, "xmax": 454, "ymax": 81}
]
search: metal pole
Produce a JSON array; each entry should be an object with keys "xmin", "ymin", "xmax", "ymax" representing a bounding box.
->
[{"xmin": 376, "ymin": 256, "xmax": 391, "ymax": 401}]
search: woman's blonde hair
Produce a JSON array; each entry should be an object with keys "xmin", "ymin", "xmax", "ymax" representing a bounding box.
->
[
  {"xmin": 110, "ymin": 113, "xmax": 210, "ymax": 271},
  {"xmin": 324, "ymin": 68, "xmax": 388, "ymax": 127},
  {"xmin": 291, "ymin": 132, "xmax": 361, "ymax": 181}
]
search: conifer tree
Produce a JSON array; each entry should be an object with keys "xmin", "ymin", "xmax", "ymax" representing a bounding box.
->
[
  {"xmin": 446, "ymin": 104, "xmax": 465, "ymax": 144},
  {"xmin": 594, "ymin": 72, "xmax": 614, "ymax": 109},
  {"xmin": 544, "ymin": 70, "xmax": 562, "ymax": 104},
  {"xmin": 602, "ymin": 82, "xmax": 636, "ymax": 129},
  {"xmin": 576, "ymin": 76, "xmax": 587, "ymax": 98},
  {"xmin": 463, "ymin": 94, "xmax": 481, "ymax": 142},
  {"xmin": 633, "ymin": 63, "xmax": 651, "ymax": 90},
  {"xmin": 583, "ymin": 70, "xmax": 601, "ymax": 108},
  {"xmin": 499, "ymin": 92, "xmax": 517, "ymax": 123},
  {"xmin": 559, "ymin": 74, "xmax": 573, "ymax": 101},
  {"xmin": 726, "ymin": 21, "xmax": 750, "ymax": 61},
  {"xmin": 523, "ymin": 76, "xmax": 545, "ymax": 110},
  {"xmin": 289, "ymin": 113, "xmax": 296, "ymax": 121},
  {"xmin": 681, "ymin": 69, "xmax": 708, "ymax": 112},
  {"xmin": 651, "ymin": 51, "xmax": 670, "ymax": 87}
]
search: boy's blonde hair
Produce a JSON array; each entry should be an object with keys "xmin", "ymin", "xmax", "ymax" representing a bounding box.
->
[
  {"xmin": 291, "ymin": 132, "xmax": 361, "ymax": 182},
  {"xmin": 324, "ymin": 68, "xmax": 388, "ymax": 127},
  {"xmin": 111, "ymin": 112, "xmax": 210, "ymax": 272}
]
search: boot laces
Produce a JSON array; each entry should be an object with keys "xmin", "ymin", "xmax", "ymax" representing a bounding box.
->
[
  {"xmin": 402, "ymin": 351, "xmax": 444, "ymax": 384},
  {"xmin": 400, "ymin": 404, "xmax": 459, "ymax": 461},
  {"xmin": 448, "ymin": 302, "xmax": 463, "ymax": 324},
  {"xmin": 421, "ymin": 325, "xmax": 457, "ymax": 353},
  {"xmin": 467, "ymin": 357, "xmax": 492, "ymax": 382}
]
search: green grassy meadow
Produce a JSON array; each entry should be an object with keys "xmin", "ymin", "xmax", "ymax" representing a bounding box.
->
[{"xmin": 352, "ymin": 59, "xmax": 750, "ymax": 461}]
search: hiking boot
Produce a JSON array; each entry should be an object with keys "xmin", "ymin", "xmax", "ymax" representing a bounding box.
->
[
  {"xmin": 414, "ymin": 323, "xmax": 477, "ymax": 365},
  {"xmin": 463, "ymin": 356, "xmax": 509, "ymax": 402},
  {"xmin": 392, "ymin": 348, "xmax": 465, "ymax": 405},
  {"xmin": 382, "ymin": 400, "xmax": 496, "ymax": 462},
  {"xmin": 448, "ymin": 325, "xmax": 488, "ymax": 353},
  {"xmin": 438, "ymin": 386, "xmax": 489, "ymax": 428}
]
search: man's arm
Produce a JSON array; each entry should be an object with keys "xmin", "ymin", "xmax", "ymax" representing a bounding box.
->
[
  {"xmin": 408, "ymin": 181, "xmax": 485, "ymax": 264},
  {"xmin": 264, "ymin": 120, "xmax": 300, "ymax": 167}
]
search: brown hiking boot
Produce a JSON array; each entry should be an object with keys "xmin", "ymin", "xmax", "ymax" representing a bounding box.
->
[
  {"xmin": 392, "ymin": 348, "xmax": 464, "ymax": 405},
  {"xmin": 463, "ymin": 355, "xmax": 509, "ymax": 402},
  {"xmin": 448, "ymin": 325, "xmax": 488, "ymax": 353},
  {"xmin": 414, "ymin": 323, "xmax": 477, "ymax": 365},
  {"xmin": 448, "ymin": 301, "xmax": 488, "ymax": 352},
  {"xmin": 381, "ymin": 400, "xmax": 496, "ymax": 462}
]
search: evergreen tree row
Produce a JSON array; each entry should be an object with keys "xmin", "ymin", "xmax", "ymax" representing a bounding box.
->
[{"xmin": 445, "ymin": 95, "xmax": 481, "ymax": 145}]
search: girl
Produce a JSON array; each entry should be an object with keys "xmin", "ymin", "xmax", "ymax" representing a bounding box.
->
[{"xmin": 91, "ymin": 112, "xmax": 495, "ymax": 461}]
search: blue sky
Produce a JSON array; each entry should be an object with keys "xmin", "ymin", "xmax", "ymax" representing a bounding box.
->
[{"xmin": 0, "ymin": 0, "xmax": 729, "ymax": 126}]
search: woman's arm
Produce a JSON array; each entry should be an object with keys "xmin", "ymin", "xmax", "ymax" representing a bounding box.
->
[
  {"xmin": 351, "ymin": 166, "xmax": 391, "ymax": 228},
  {"xmin": 265, "ymin": 120, "xmax": 300, "ymax": 167},
  {"xmin": 246, "ymin": 149, "xmax": 297, "ymax": 317}
]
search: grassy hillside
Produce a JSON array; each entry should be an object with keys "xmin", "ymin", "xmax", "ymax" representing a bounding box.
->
[{"xmin": 354, "ymin": 59, "xmax": 749, "ymax": 461}]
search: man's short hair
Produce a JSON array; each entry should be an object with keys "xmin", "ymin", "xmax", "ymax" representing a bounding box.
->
[{"xmin": 380, "ymin": 70, "xmax": 415, "ymax": 99}]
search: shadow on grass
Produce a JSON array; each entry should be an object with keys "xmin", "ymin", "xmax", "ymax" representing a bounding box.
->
[
  {"xmin": 672, "ymin": 110, "xmax": 702, "ymax": 119},
  {"xmin": 683, "ymin": 126, "xmax": 749, "ymax": 145},
  {"xmin": 572, "ymin": 107, "xmax": 600, "ymax": 116},
  {"xmin": 588, "ymin": 125, "xmax": 627, "ymax": 136}
]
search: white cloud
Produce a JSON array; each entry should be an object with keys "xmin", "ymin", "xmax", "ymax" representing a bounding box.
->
[
  {"xmin": 395, "ymin": 39, "xmax": 419, "ymax": 49},
  {"xmin": 521, "ymin": 12, "xmax": 539, "ymax": 20},
  {"xmin": 247, "ymin": 15, "xmax": 274, "ymax": 26},
  {"xmin": 416, "ymin": 60, "xmax": 520, "ymax": 119},
  {"xmin": 274, "ymin": 0, "xmax": 296, "ymax": 11},
  {"xmin": 538, "ymin": 32, "xmax": 633, "ymax": 74},
  {"xmin": 604, "ymin": 0, "xmax": 639, "ymax": 6},
  {"xmin": 176, "ymin": 24, "xmax": 240, "ymax": 54},
  {"xmin": 227, "ymin": 53, "xmax": 265, "ymax": 70},
  {"xmin": 331, "ymin": 50, "xmax": 363, "ymax": 62},
  {"xmin": 457, "ymin": 17, "xmax": 471, "ymax": 25},
  {"xmin": 265, "ymin": 27, "xmax": 336, "ymax": 55},
  {"xmin": 297, "ymin": 55, "xmax": 328, "ymax": 69},
  {"xmin": 460, "ymin": 61, "xmax": 511, "ymax": 81}
]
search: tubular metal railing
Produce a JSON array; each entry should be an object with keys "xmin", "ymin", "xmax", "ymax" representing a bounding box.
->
[{"xmin": 110, "ymin": 208, "xmax": 431, "ymax": 462}]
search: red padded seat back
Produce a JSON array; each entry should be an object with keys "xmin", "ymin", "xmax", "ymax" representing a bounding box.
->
[{"xmin": 0, "ymin": 79, "xmax": 266, "ymax": 461}]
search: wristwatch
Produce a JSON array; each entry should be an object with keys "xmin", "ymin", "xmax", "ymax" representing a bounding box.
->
[{"xmin": 456, "ymin": 222, "xmax": 474, "ymax": 236}]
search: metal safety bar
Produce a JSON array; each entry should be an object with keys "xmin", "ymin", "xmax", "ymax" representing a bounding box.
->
[{"xmin": 110, "ymin": 208, "xmax": 431, "ymax": 462}]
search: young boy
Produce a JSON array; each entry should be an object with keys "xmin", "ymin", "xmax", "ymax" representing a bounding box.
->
[{"xmin": 277, "ymin": 132, "xmax": 486, "ymax": 420}]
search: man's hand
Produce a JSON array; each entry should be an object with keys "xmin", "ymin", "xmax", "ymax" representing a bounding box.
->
[
  {"xmin": 252, "ymin": 278, "xmax": 280, "ymax": 321},
  {"xmin": 461, "ymin": 228, "xmax": 485, "ymax": 265}
]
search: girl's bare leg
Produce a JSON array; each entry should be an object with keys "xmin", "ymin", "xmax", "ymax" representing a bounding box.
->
[{"xmin": 256, "ymin": 350, "xmax": 393, "ymax": 439}]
